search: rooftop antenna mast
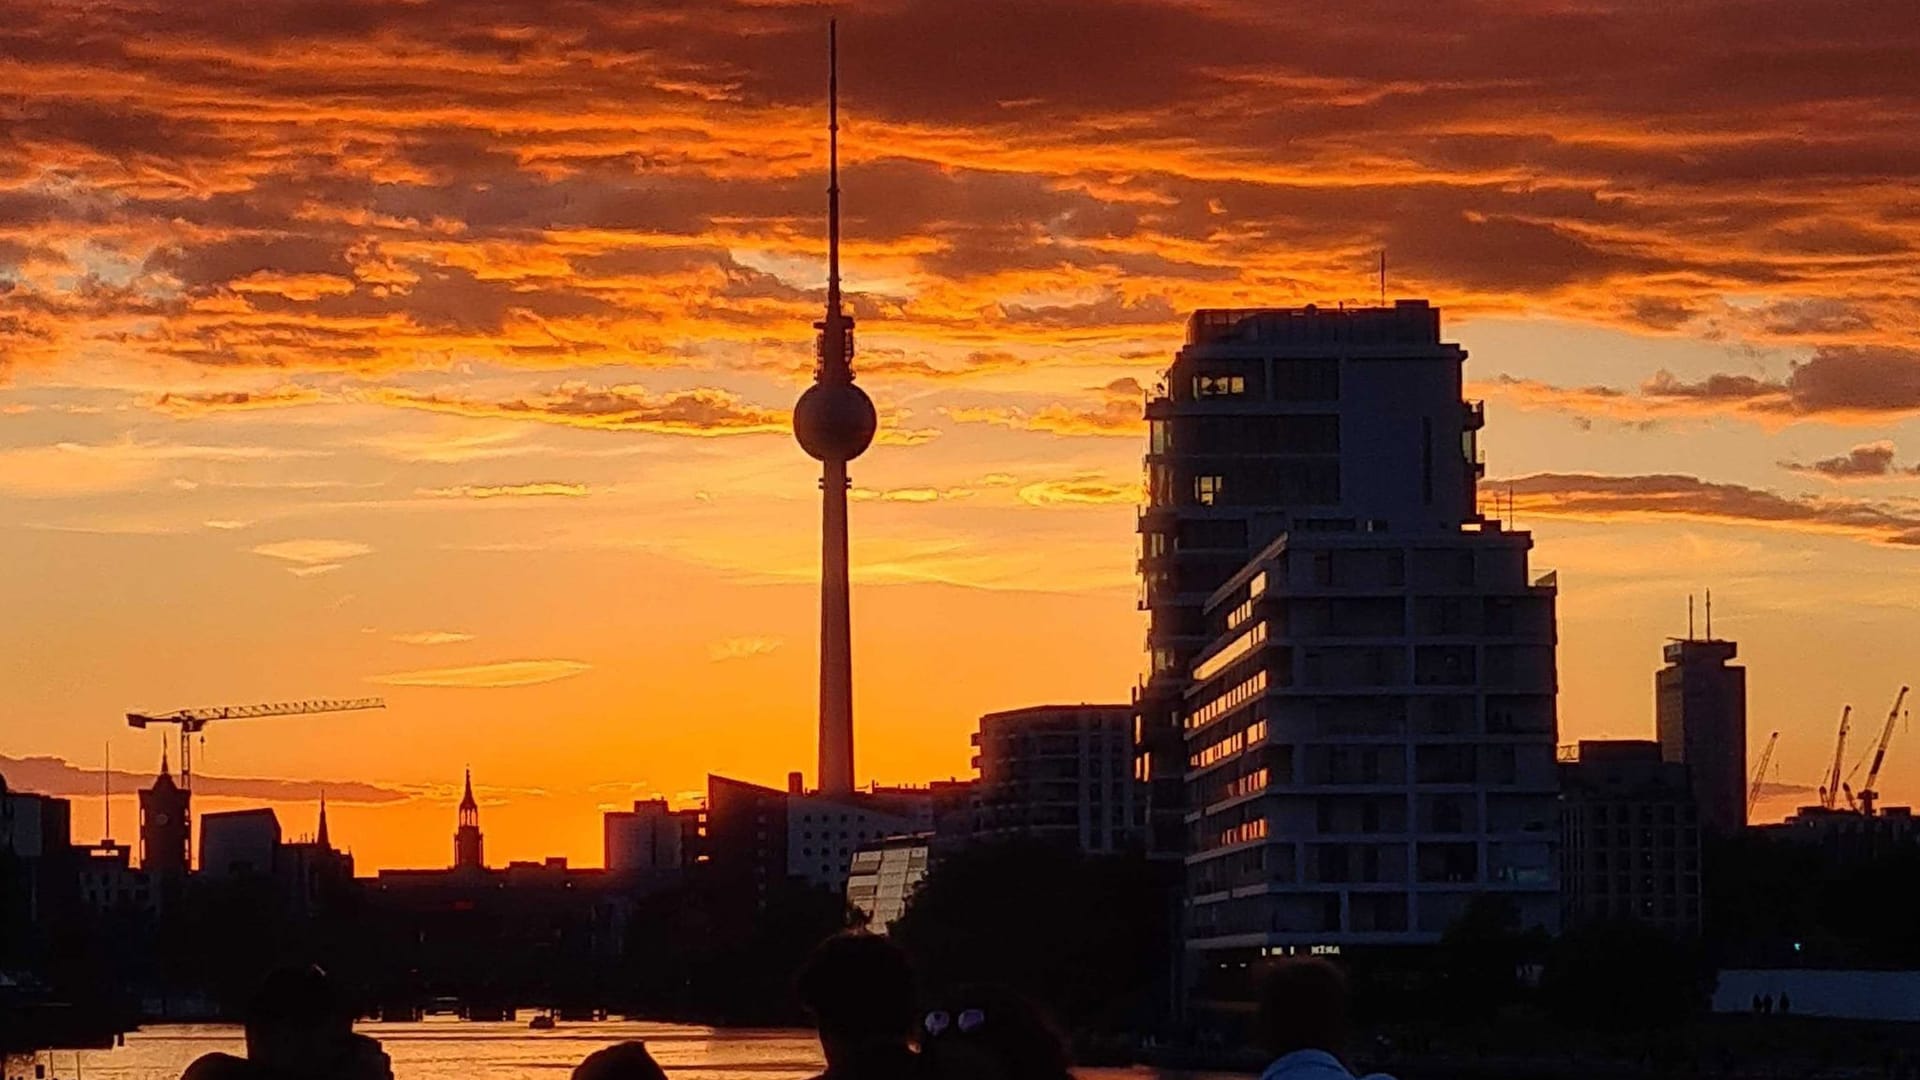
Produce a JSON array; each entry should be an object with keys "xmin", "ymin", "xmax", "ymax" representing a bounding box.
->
[
  {"xmin": 1706, "ymin": 588, "xmax": 1713, "ymax": 639},
  {"xmin": 1378, "ymin": 249, "xmax": 1387, "ymax": 306},
  {"xmin": 1688, "ymin": 594, "xmax": 1695, "ymax": 640}
]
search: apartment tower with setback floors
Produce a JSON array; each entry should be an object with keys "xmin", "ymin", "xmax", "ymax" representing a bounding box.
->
[
  {"xmin": 1145, "ymin": 304, "xmax": 1561, "ymax": 981},
  {"xmin": 1138, "ymin": 302, "xmax": 1491, "ymax": 850}
]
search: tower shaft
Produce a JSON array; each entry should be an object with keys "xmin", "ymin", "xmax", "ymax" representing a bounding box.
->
[{"xmin": 819, "ymin": 457, "xmax": 854, "ymax": 794}]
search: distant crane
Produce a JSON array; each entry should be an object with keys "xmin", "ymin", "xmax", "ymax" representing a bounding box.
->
[
  {"xmin": 127, "ymin": 697, "xmax": 386, "ymax": 795},
  {"xmin": 1852, "ymin": 686, "xmax": 1910, "ymax": 817},
  {"xmin": 1820, "ymin": 705, "xmax": 1852, "ymax": 811},
  {"xmin": 1747, "ymin": 730, "xmax": 1779, "ymax": 822}
]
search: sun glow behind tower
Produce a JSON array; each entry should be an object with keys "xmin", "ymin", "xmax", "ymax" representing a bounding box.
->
[{"xmin": 792, "ymin": 22, "xmax": 878, "ymax": 797}]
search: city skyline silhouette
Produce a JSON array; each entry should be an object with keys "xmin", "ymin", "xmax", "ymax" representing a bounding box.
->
[{"xmin": 5, "ymin": 1, "xmax": 1920, "ymax": 873}]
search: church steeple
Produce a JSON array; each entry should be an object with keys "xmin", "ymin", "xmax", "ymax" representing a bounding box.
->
[
  {"xmin": 317, "ymin": 792, "xmax": 330, "ymax": 849},
  {"xmin": 454, "ymin": 768, "xmax": 484, "ymax": 871}
]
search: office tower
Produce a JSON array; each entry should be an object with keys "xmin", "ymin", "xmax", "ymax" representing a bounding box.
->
[
  {"xmin": 1656, "ymin": 634, "xmax": 1747, "ymax": 835},
  {"xmin": 1558, "ymin": 740, "xmax": 1702, "ymax": 933},
  {"xmin": 1138, "ymin": 302, "xmax": 1486, "ymax": 850},
  {"xmin": 792, "ymin": 24, "xmax": 877, "ymax": 796},
  {"xmin": 972, "ymin": 704, "xmax": 1143, "ymax": 853},
  {"xmin": 139, "ymin": 748, "xmax": 189, "ymax": 876},
  {"xmin": 454, "ymin": 768, "xmax": 484, "ymax": 871}
]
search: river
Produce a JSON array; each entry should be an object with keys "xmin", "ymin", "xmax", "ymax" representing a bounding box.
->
[{"xmin": 28, "ymin": 1021, "xmax": 1234, "ymax": 1080}]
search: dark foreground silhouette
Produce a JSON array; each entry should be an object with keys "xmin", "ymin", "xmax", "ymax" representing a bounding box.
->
[
  {"xmin": 182, "ymin": 965, "xmax": 391, "ymax": 1080},
  {"xmin": 185, "ymin": 948, "xmax": 1394, "ymax": 1080}
]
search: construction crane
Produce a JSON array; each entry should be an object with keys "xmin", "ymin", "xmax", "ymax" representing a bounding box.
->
[
  {"xmin": 127, "ymin": 698, "xmax": 386, "ymax": 795},
  {"xmin": 1747, "ymin": 730, "xmax": 1779, "ymax": 822},
  {"xmin": 1820, "ymin": 705, "xmax": 1852, "ymax": 811},
  {"xmin": 1853, "ymin": 685, "xmax": 1910, "ymax": 817}
]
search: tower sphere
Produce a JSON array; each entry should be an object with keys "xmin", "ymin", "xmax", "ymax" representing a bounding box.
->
[{"xmin": 794, "ymin": 381, "xmax": 877, "ymax": 462}]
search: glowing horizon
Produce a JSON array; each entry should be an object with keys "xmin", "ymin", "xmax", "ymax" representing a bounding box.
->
[{"xmin": 6, "ymin": 0, "xmax": 1920, "ymax": 870}]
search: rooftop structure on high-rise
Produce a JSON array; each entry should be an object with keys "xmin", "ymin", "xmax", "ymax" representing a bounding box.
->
[{"xmin": 792, "ymin": 23, "xmax": 877, "ymax": 797}]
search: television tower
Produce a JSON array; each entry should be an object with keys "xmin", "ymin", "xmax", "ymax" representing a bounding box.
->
[{"xmin": 792, "ymin": 20, "xmax": 877, "ymax": 796}]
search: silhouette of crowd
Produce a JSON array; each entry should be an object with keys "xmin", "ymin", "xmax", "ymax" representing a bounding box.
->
[{"xmin": 181, "ymin": 942, "xmax": 1390, "ymax": 1080}]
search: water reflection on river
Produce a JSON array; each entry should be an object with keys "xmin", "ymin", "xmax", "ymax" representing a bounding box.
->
[{"xmin": 53, "ymin": 1021, "xmax": 1236, "ymax": 1080}]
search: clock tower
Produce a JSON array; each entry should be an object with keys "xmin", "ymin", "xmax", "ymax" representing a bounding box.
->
[{"xmin": 139, "ymin": 747, "xmax": 190, "ymax": 877}]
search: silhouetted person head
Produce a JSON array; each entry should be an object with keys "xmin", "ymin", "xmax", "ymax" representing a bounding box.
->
[
  {"xmin": 180, "ymin": 1053, "xmax": 261, "ymax": 1080},
  {"xmin": 920, "ymin": 986, "xmax": 1071, "ymax": 1080},
  {"xmin": 1254, "ymin": 958, "xmax": 1352, "ymax": 1060},
  {"xmin": 794, "ymin": 932, "xmax": 917, "ymax": 1069},
  {"xmin": 573, "ymin": 1041, "xmax": 669, "ymax": 1080},
  {"xmin": 243, "ymin": 966, "xmax": 389, "ymax": 1080}
]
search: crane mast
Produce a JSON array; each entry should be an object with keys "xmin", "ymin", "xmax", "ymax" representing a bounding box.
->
[
  {"xmin": 1747, "ymin": 730, "xmax": 1778, "ymax": 822},
  {"xmin": 1820, "ymin": 705, "xmax": 1851, "ymax": 811},
  {"xmin": 1856, "ymin": 685, "xmax": 1910, "ymax": 817}
]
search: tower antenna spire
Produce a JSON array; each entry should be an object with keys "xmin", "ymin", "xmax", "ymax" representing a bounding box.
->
[{"xmin": 827, "ymin": 18, "xmax": 841, "ymax": 320}]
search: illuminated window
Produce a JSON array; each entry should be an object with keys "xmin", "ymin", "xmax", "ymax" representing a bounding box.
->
[
  {"xmin": 1150, "ymin": 420, "xmax": 1171, "ymax": 453},
  {"xmin": 1194, "ymin": 374, "xmax": 1246, "ymax": 398},
  {"xmin": 1195, "ymin": 475, "xmax": 1224, "ymax": 506}
]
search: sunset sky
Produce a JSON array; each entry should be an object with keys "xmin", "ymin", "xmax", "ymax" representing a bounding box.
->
[{"xmin": 5, "ymin": 0, "xmax": 1920, "ymax": 871}]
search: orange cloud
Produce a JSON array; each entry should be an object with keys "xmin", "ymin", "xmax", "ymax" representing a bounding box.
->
[
  {"xmin": 149, "ymin": 387, "xmax": 328, "ymax": 416},
  {"xmin": 708, "ymin": 637, "xmax": 783, "ymax": 662},
  {"xmin": 417, "ymin": 482, "xmax": 591, "ymax": 499},
  {"xmin": 1498, "ymin": 473, "xmax": 1920, "ymax": 547},
  {"xmin": 1477, "ymin": 347, "xmax": 1920, "ymax": 428},
  {"xmin": 391, "ymin": 631, "xmax": 475, "ymax": 646},
  {"xmin": 1018, "ymin": 475, "xmax": 1142, "ymax": 507},
  {"xmin": 373, "ymin": 383, "xmax": 789, "ymax": 437},
  {"xmin": 945, "ymin": 378, "xmax": 1146, "ymax": 437},
  {"xmin": 228, "ymin": 271, "xmax": 357, "ymax": 301},
  {"xmin": 369, "ymin": 659, "xmax": 592, "ymax": 688}
]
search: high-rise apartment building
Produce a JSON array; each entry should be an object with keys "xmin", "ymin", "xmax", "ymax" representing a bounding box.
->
[
  {"xmin": 1148, "ymin": 303, "xmax": 1560, "ymax": 990},
  {"xmin": 1138, "ymin": 302, "xmax": 1485, "ymax": 850},
  {"xmin": 1656, "ymin": 637, "xmax": 1747, "ymax": 835},
  {"xmin": 1182, "ymin": 526, "xmax": 1559, "ymax": 955},
  {"xmin": 1558, "ymin": 740, "xmax": 1701, "ymax": 934},
  {"xmin": 972, "ymin": 704, "xmax": 1143, "ymax": 853}
]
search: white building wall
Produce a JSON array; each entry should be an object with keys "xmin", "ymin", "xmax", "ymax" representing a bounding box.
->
[{"xmin": 787, "ymin": 795, "xmax": 916, "ymax": 890}]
